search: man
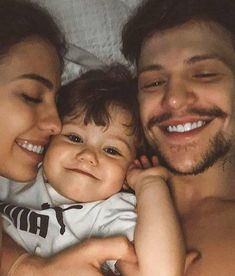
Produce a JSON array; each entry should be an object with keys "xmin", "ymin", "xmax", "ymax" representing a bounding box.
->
[{"xmin": 119, "ymin": 0, "xmax": 235, "ymax": 275}]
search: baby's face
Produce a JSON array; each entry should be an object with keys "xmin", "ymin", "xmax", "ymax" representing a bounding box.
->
[{"xmin": 43, "ymin": 107, "xmax": 136, "ymax": 202}]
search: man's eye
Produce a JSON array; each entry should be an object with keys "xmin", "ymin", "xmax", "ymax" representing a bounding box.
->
[
  {"xmin": 22, "ymin": 93, "xmax": 42, "ymax": 104},
  {"xmin": 193, "ymin": 72, "xmax": 218, "ymax": 78},
  {"xmin": 66, "ymin": 134, "xmax": 83, "ymax": 143},
  {"xmin": 104, "ymin": 147, "xmax": 121, "ymax": 156},
  {"xmin": 142, "ymin": 79, "xmax": 166, "ymax": 89}
]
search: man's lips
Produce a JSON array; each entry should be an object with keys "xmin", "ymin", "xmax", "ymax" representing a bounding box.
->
[
  {"xmin": 148, "ymin": 118, "xmax": 212, "ymax": 145},
  {"xmin": 160, "ymin": 118, "xmax": 211, "ymax": 134},
  {"xmin": 67, "ymin": 168, "xmax": 99, "ymax": 180},
  {"xmin": 147, "ymin": 107, "xmax": 227, "ymax": 132}
]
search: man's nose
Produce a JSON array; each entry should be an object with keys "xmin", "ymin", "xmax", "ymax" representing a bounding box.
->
[
  {"xmin": 162, "ymin": 78, "xmax": 197, "ymax": 110},
  {"xmin": 76, "ymin": 148, "xmax": 98, "ymax": 167},
  {"xmin": 38, "ymin": 105, "xmax": 61, "ymax": 135}
]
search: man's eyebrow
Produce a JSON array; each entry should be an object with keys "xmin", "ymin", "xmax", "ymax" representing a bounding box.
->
[
  {"xmin": 138, "ymin": 64, "xmax": 164, "ymax": 76},
  {"xmin": 186, "ymin": 54, "xmax": 227, "ymax": 65},
  {"xmin": 138, "ymin": 54, "xmax": 232, "ymax": 76},
  {"xmin": 16, "ymin": 73, "xmax": 54, "ymax": 90}
]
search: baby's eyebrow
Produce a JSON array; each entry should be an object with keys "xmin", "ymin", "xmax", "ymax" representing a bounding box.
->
[{"xmin": 108, "ymin": 135, "xmax": 133, "ymax": 152}]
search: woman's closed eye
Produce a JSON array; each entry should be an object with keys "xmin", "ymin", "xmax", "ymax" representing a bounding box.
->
[
  {"xmin": 22, "ymin": 93, "xmax": 42, "ymax": 104},
  {"xmin": 65, "ymin": 134, "xmax": 83, "ymax": 143}
]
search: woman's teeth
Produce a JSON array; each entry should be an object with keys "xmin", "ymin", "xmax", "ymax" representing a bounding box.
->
[
  {"xmin": 18, "ymin": 141, "xmax": 44, "ymax": 154},
  {"xmin": 167, "ymin": 120, "xmax": 205, "ymax": 133}
]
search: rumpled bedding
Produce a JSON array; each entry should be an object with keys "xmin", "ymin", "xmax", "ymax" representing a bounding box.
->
[{"xmin": 34, "ymin": 0, "xmax": 141, "ymax": 83}]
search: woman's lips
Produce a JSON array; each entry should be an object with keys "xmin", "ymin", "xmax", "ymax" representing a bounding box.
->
[{"xmin": 16, "ymin": 139, "xmax": 46, "ymax": 154}]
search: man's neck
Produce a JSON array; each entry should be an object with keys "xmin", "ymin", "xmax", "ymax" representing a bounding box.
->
[{"xmin": 169, "ymin": 157, "xmax": 235, "ymax": 217}]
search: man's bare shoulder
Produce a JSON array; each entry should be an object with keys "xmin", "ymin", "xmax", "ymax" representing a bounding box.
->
[{"xmin": 184, "ymin": 198, "xmax": 235, "ymax": 276}]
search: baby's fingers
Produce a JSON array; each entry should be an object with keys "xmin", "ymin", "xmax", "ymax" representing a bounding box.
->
[
  {"xmin": 151, "ymin": 155, "xmax": 159, "ymax": 166},
  {"xmin": 139, "ymin": 155, "xmax": 152, "ymax": 169},
  {"xmin": 145, "ymin": 166, "xmax": 169, "ymax": 182},
  {"xmin": 127, "ymin": 160, "xmax": 141, "ymax": 172},
  {"xmin": 133, "ymin": 159, "xmax": 142, "ymax": 168},
  {"xmin": 156, "ymin": 166, "xmax": 169, "ymax": 182}
]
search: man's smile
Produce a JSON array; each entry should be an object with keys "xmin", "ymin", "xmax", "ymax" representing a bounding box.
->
[{"xmin": 166, "ymin": 120, "xmax": 206, "ymax": 133}]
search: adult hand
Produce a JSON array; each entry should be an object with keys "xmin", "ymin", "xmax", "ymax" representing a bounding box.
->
[
  {"xmin": 6, "ymin": 236, "xmax": 136, "ymax": 276},
  {"xmin": 115, "ymin": 260, "xmax": 139, "ymax": 276}
]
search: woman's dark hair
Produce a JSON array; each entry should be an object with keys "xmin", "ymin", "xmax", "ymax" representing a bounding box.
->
[
  {"xmin": 122, "ymin": 0, "xmax": 235, "ymax": 64},
  {"xmin": 0, "ymin": 0, "xmax": 66, "ymax": 71},
  {"xmin": 57, "ymin": 64, "xmax": 145, "ymax": 154}
]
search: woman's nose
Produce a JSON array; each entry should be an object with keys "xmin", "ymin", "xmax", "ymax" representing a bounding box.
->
[{"xmin": 38, "ymin": 104, "xmax": 61, "ymax": 135}]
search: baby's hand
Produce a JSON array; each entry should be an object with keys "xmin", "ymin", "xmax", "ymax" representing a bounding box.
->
[{"xmin": 126, "ymin": 155, "xmax": 169, "ymax": 193}]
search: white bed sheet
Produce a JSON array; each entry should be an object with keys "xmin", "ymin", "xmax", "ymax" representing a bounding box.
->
[{"xmin": 35, "ymin": 0, "xmax": 142, "ymax": 82}]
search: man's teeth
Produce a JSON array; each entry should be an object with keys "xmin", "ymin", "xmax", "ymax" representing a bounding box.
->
[
  {"xmin": 167, "ymin": 121, "xmax": 205, "ymax": 133},
  {"xmin": 20, "ymin": 141, "xmax": 44, "ymax": 154}
]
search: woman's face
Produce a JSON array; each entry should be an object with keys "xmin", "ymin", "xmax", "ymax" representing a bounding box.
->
[{"xmin": 0, "ymin": 37, "xmax": 62, "ymax": 181}]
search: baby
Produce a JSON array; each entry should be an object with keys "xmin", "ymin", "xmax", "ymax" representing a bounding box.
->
[{"xmin": 0, "ymin": 65, "xmax": 185, "ymax": 276}]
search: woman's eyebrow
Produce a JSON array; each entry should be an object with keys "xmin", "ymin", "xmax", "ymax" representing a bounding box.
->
[{"xmin": 16, "ymin": 73, "xmax": 54, "ymax": 90}]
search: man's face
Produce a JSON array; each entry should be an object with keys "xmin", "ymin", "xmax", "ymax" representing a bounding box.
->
[{"xmin": 138, "ymin": 21, "xmax": 235, "ymax": 175}]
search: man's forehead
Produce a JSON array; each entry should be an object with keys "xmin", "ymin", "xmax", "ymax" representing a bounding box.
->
[{"xmin": 138, "ymin": 20, "xmax": 235, "ymax": 71}]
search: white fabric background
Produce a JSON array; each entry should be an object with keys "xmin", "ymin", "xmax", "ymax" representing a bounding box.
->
[{"xmin": 34, "ymin": 0, "xmax": 142, "ymax": 82}]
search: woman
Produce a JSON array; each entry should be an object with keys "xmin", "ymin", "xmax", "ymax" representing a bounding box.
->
[{"xmin": 0, "ymin": 1, "xmax": 135, "ymax": 275}]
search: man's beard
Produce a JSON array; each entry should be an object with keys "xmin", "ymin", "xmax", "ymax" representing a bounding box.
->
[
  {"xmin": 150, "ymin": 132, "xmax": 232, "ymax": 176},
  {"xmin": 146, "ymin": 105, "xmax": 231, "ymax": 175}
]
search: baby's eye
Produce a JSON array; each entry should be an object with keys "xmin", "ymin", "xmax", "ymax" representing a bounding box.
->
[
  {"xmin": 66, "ymin": 134, "xmax": 83, "ymax": 143},
  {"xmin": 104, "ymin": 147, "xmax": 121, "ymax": 156}
]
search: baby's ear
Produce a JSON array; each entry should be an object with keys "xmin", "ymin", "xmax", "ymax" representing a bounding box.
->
[
  {"xmin": 122, "ymin": 179, "xmax": 129, "ymax": 190},
  {"xmin": 184, "ymin": 250, "xmax": 201, "ymax": 274},
  {"xmin": 121, "ymin": 179, "xmax": 135, "ymax": 194}
]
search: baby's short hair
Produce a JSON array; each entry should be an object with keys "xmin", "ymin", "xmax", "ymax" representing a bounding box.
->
[{"xmin": 57, "ymin": 64, "xmax": 145, "ymax": 154}]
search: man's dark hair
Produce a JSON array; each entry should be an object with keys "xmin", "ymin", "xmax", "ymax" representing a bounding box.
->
[
  {"xmin": 0, "ymin": 0, "xmax": 66, "ymax": 71},
  {"xmin": 57, "ymin": 64, "xmax": 145, "ymax": 153},
  {"xmin": 122, "ymin": 0, "xmax": 235, "ymax": 64}
]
